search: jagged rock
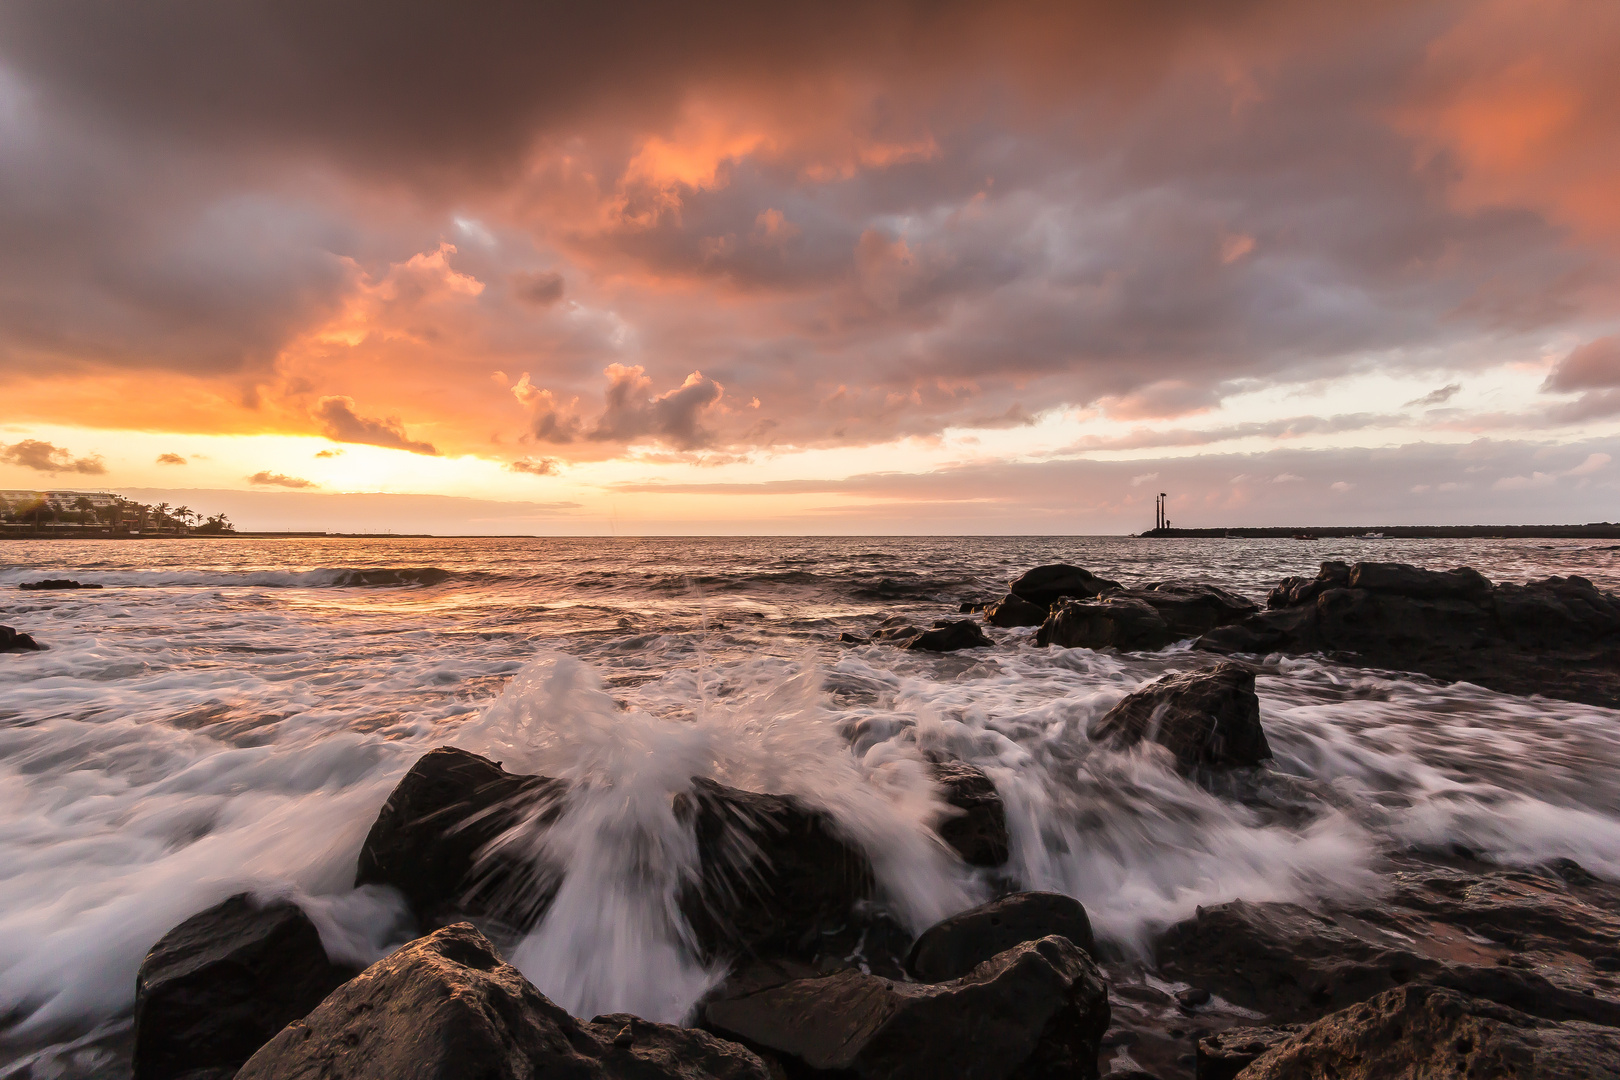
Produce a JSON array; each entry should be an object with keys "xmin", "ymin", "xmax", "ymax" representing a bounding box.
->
[
  {"xmin": 903, "ymin": 619, "xmax": 993, "ymax": 652},
  {"xmin": 1036, "ymin": 596, "xmax": 1172, "ymax": 651},
  {"xmin": 133, "ymin": 894, "xmax": 358, "ymax": 1080},
  {"xmin": 704, "ymin": 935, "xmax": 1110, "ymax": 1080},
  {"xmin": 1235, "ymin": 985, "xmax": 1620, "ymax": 1080},
  {"xmin": 1008, "ymin": 564, "xmax": 1122, "ymax": 608},
  {"xmin": 18, "ymin": 578, "xmax": 103, "ymax": 590},
  {"xmin": 354, "ymin": 747, "xmax": 566, "ymax": 929},
  {"xmin": 0, "ymin": 625, "xmax": 44, "ymax": 652},
  {"xmin": 839, "ymin": 631, "xmax": 872, "ymax": 644},
  {"xmin": 235, "ymin": 923, "xmax": 770, "ymax": 1080},
  {"xmin": 983, "ymin": 593, "xmax": 1048, "ymax": 628},
  {"xmin": 906, "ymin": 893, "xmax": 1095, "ymax": 982},
  {"xmin": 1205, "ymin": 561, "xmax": 1620, "ymax": 706},
  {"xmin": 1154, "ymin": 867, "xmax": 1620, "ymax": 1028},
  {"xmin": 929, "ymin": 760, "xmax": 1010, "ymax": 867},
  {"xmin": 1089, "ymin": 663, "xmax": 1270, "ymax": 772},
  {"xmin": 678, "ymin": 777, "xmax": 874, "ymax": 964},
  {"xmin": 1115, "ymin": 582, "xmax": 1259, "ymax": 637},
  {"xmin": 1195, "ymin": 1025, "xmax": 1306, "ymax": 1080}
]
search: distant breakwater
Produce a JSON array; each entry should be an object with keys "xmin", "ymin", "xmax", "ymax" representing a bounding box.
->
[{"xmin": 1142, "ymin": 524, "xmax": 1620, "ymax": 539}]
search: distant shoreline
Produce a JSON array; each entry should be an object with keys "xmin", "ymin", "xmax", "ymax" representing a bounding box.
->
[{"xmin": 1141, "ymin": 524, "xmax": 1620, "ymax": 539}]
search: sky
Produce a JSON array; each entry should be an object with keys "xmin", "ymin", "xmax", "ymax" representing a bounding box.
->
[{"xmin": 2, "ymin": 0, "xmax": 1619, "ymax": 534}]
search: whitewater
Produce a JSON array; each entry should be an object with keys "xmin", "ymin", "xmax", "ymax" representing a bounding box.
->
[{"xmin": 4, "ymin": 535, "xmax": 1620, "ymax": 1076}]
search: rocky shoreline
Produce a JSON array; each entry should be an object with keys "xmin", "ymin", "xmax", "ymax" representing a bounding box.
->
[{"xmin": 23, "ymin": 558, "xmax": 1620, "ymax": 1077}]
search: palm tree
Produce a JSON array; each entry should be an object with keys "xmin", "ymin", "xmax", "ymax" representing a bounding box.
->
[{"xmin": 176, "ymin": 506, "xmax": 194, "ymax": 533}]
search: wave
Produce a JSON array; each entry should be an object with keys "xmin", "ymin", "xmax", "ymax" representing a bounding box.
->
[{"xmin": 0, "ymin": 567, "xmax": 460, "ymax": 589}]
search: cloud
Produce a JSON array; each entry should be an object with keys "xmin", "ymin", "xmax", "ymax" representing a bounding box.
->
[
  {"xmin": 1543, "ymin": 335, "xmax": 1620, "ymax": 392},
  {"xmin": 311, "ymin": 396, "xmax": 438, "ymax": 455},
  {"xmin": 247, "ymin": 471, "xmax": 318, "ymax": 488},
  {"xmin": 314, "ymin": 449, "xmax": 342, "ymax": 458},
  {"xmin": 511, "ymin": 270, "xmax": 565, "ymax": 306},
  {"xmin": 1405, "ymin": 383, "xmax": 1462, "ymax": 407},
  {"xmin": 155, "ymin": 452, "xmax": 186, "ymax": 465},
  {"xmin": 522, "ymin": 365, "xmax": 726, "ymax": 450},
  {"xmin": 1, "ymin": 440, "xmax": 107, "ymax": 474},
  {"xmin": 508, "ymin": 457, "xmax": 561, "ymax": 476}
]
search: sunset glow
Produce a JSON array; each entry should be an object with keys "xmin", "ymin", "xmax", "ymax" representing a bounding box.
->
[{"xmin": 2, "ymin": 1, "xmax": 1618, "ymax": 532}]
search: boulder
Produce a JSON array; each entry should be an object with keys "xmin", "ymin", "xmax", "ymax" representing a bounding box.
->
[
  {"xmin": 1089, "ymin": 663, "xmax": 1270, "ymax": 772},
  {"xmin": 0, "ymin": 625, "xmax": 44, "ymax": 652},
  {"xmin": 704, "ymin": 935, "xmax": 1110, "ymax": 1080},
  {"xmin": 235, "ymin": 922, "xmax": 770, "ymax": 1080},
  {"xmin": 1195, "ymin": 1025, "xmax": 1306, "ymax": 1080},
  {"xmin": 983, "ymin": 593, "xmax": 1048, "ymax": 628},
  {"xmin": 903, "ymin": 619, "xmax": 993, "ymax": 652},
  {"xmin": 1036, "ymin": 597, "xmax": 1172, "ymax": 651},
  {"xmin": 1206, "ymin": 561, "xmax": 1620, "ymax": 706},
  {"xmin": 354, "ymin": 747, "xmax": 567, "ymax": 929},
  {"xmin": 1153, "ymin": 867, "xmax": 1620, "ymax": 1028},
  {"xmin": 133, "ymin": 894, "xmax": 358, "ymax": 1080},
  {"xmin": 1234, "ymin": 985, "xmax": 1620, "ymax": 1080},
  {"xmin": 929, "ymin": 760, "xmax": 1010, "ymax": 867},
  {"xmin": 1114, "ymin": 582, "xmax": 1259, "ymax": 638},
  {"xmin": 18, "ymin": 578, "xmax": 103, "ymax": 590},
  {"xmin": 1008, "ymin": 564, "xmax": 1122, "ymax": 608},
  {"xmin": 677, "ymin": 778, "xmax": 874, "ymax": 964},
  {"xmin": 906, "ymin": 893, "xmax": 1095, "ymax": 982}
]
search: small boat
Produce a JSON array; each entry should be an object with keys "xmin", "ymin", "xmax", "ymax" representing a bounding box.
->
[
  {"xmin": 1360, "ymin": 532, "xmax": 1384, "ymax": 539},
  {"xmin": 1293, "ymin": 532, "xmax": 1318, "ymax": 540}
]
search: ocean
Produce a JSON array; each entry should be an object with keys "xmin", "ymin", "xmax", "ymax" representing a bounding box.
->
[{"xmin": 4, "ymin": 535, "xmax": 1620, "ymax": 1074}]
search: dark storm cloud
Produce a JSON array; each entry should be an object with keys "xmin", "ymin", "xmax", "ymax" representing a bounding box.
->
[
  {"xmin": 0, "ymin": 440, "xmax": 106, "ymax": 474},
  {"xmin": 0, "ymin": 0, "xmax": 1616, "ymax": 462},
  {"xmin": 311, "ymin": 396, "xmax": 438, "ymax": 455}
]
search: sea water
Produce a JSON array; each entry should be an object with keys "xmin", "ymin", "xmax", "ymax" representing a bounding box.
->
[{"xmin": 3, "ymin": 536, "xmax": 1619, "ymax": 1071}]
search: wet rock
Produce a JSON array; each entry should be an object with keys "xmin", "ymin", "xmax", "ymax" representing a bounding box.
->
[
  {"xmin": 704, "ymin": 934, "xmax": 1110, "ymax": 1080},
  {"xmin": 903, "ymin": 619, "xmax": 993, "ymax": 652},
  {"xmin": 1036, "ymin": 596, "xmax": 1172, "ymax": 651},
  {"xmin": 1008, "ymin": 564, "xmax": 1122, "ymax": 608},
  {"xmin": 18, "ymin": 578, "xmax": 103, "ymax": 590},
  {"xmin": 1089, "ymin": 663, "xmax": 1270, "ymax": 773},
  {"xmin": 983, "ymin": 592, "xmax": 1048, "ymax": 628},
  {"xmin": 678, "ymin": 777, "xmax": 874, "ymax": 964},
  {"xmin": 0, "ymin": 625, "xmax": 44, "ymax": 652},
  {"xmin": 1109, "ymin": 582, "xmax": 1259, "ymax": 639},
  {"xmin": 133, "ymin": 894, "xmax": 358, "ymax": 1080},
  {"xmin": 839, "ymin": 631, "xmax": 872, "ymax": 644},
  {"xmin": 1195, "ymin": 1024, "xmax": 1305, "ymax": 1080},
  {"xmin": 1235, "ymin": 985, "xmax": 1620, "ymax": 1080},
  {"xmin": 1154, "ymin": 867, "xmax": 1620, "ymax": 1028},
  {"xmin": 928, "ymin": 760, "xmax": 1010, "ymax": 867},
  {"xmin": 906, "ymin": 893, "xmax": 1095, "ymax": 982},
  {"xmin": 1205, "ymin": 561, "xmax": 1620, "ymax": 706},
  {"xmin": 958, "ymin": 600, "xmax": 989, "ymax": 614},
  {"xmin": 354, "ymin": 747, "xmax": 567, "ymax": 929},
  {"xmin": 235, "ymin": 923, "xmax": 770, "ymax": 1080}
]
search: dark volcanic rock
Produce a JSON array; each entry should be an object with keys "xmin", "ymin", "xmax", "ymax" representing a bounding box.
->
[
  {"xmin": 1195, "ymin": 1024, "xmax": 1306, "ymax": 1080},
  {"xmin": 929, "ymin": 760, "xmax": 1010, "ymax": 867},
  {"xmin": 1008, "ymin": 564, "xmax": 1122, "ymax": 608},
  {"xmin": 704, "ymin": 935, "xmax": 1110, "ymax": 1080},
  {"xmin": 984, "ymin": 592, "xmax": 1048, "ymax": 628},
  {"xmin": 1154, "ymin": 865, "xmax": 1620, "ymax": 1029},
  {"xmin": 1, "ymin": 625, "xmax": 44, "ymax": 652},
  {"xmin": 1089, "ymin": 663, "xmax": 1270, "ymax": 772},
  {"xmin": 355, "ymin": 747, "xmax": 566, "ymax": 929},
  {"xmin": 236, "ymin": 922, "xmax": 770, "ymax": 1080},
  {"xmin": 1205, "ymin": 560, "xmax": 1620, "ymax": 706},
  {"xmin": 1235, "ymin": 985, "xmax": 1620, "ymax": 1080},
  {"xmin": 1036, "ymin": 596, "xmax": 1172, "ymax": 651},
  {"xmin": 133, "ymin": 894, "xmax": 358, "ymax": 1080},
  {"xmin": 1111, "ymin": 582, "xmax": 1259, "ymax": 638},
  {"xmin": 903, "ymin": 619, "xmax": 993, "ymax": 652},
  {"xmin": 906, "ymin": 893, "xmax": 1095, "ymax": 983},
  {"xmin": 678, "ymin": 777, "xmax": 874, "ymax": 964},
  {"xmin": 18, "ymin": 578, "xmax": 103, "ymax": 590}
]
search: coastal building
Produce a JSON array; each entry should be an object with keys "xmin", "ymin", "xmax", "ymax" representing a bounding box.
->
[{"xmin": 0, "ymin": 489, "xmax": 123, "ymax": 511}]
